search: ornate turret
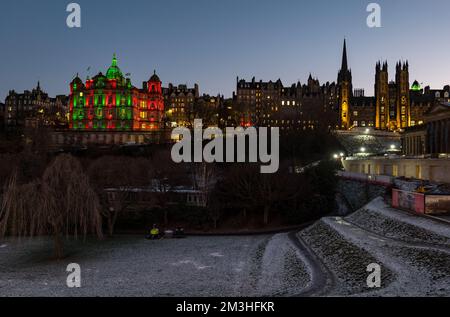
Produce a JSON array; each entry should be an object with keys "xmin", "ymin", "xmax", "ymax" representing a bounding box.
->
[
  {"xmin": 106, "ymin": 54, "xmax": 124, "ymax": 80},
  {"xmin": 70, "ymin": 73, "xmax": 84, "ymax": 92},
  {"xmin": 149, "ymin": 70, "xmax": 161, "ymax": 83}
]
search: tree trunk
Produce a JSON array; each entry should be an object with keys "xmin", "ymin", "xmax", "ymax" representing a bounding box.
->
[
  {"xmin": 263, "ymin": 206, "xmax": 270, "ymax": 226},
  {"xmin": 164, "ymin": 209, "xmax": 168, "ymax": 226},
  {"xmin": 54, "ymin": 232, "xmax": 64, "ymax": 260},
  {"xmin": 107, "ymin": 217, "xmax": 114, "ymax": 237},
  {"xmin": 107, "ymin": 210, "xmax": 120, "ymax": 236}
]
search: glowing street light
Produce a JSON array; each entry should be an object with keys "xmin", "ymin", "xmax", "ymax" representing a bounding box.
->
[{"xmin": 360, "ymin": 147, "xmax": 366, "ymax": 153}]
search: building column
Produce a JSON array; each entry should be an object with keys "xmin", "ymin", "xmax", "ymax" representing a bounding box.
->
[
  {"xmin": 444, "ymin": 119, "xmax": 450, "ymax": 154},
  {"xmin": 432, "ymin": 123, "xmax": 436, "ymax": 154},
  {"xmin": 436, "ymin": 121, "xmax": 440, "ymax": 153},
  {"xmin": 407, "ymin": 137, "xmax": 411, "ymax": 155},
  {"xmin": 427, "ymin": 123, "xmax": 432, "ymax": 154},
  {"xmin": 413, "ymin": 136, "xmax": 418, "ymax": 156}
]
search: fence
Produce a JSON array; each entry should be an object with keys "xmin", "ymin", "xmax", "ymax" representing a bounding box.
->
[{"xmin": 337, "ymin": 171, "xmax": 394, "ymax": 186}]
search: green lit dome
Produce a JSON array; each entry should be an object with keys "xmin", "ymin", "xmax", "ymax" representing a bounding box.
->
[
  {"xmin": 411, "ymin": 80, "xmax": 421, "ymax": 91},
  {"xmin": 106, "ymin": 54, "xmax": 124, "ymax": 80}
]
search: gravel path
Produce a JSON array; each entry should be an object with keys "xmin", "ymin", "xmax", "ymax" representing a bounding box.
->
[
  {"xmin": 347, "ymin": 198, "xmax": 450, "ymax": 246},
  {"xmin": 326, "ymin": 216, "xmax": 450, "ymax": 296},
  {"xmin": 298, "ymin": 219, "xmax": 395, "ymax": 296},
  {"xmin": 288, "ymin": 232, "xmax": 334, "ymax": 296}
]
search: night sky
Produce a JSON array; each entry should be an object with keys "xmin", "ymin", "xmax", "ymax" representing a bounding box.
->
[{"xmin": 1, "ymin": 0, "xmax": 450, "ymax": 101}]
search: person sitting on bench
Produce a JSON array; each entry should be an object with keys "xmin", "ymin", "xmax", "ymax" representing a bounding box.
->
[{"xmin": 149, "ymin": 224, "xmax": 160, "ymax": 240}]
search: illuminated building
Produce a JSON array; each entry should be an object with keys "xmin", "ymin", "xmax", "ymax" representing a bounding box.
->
[
  {"xmin": 69, "ymin": 54, "xmax": 164, "ymax": 132},
  {"xmin": 338, "ymin": 39, "xmax": 352, "ymax": 130},
  {"xmin": 4, "ymin": 82, "xmax": 68, "ymax": 131},
  {"xmin": 163, "ymin": 83, "xmax": 199, "ymax": 128}
]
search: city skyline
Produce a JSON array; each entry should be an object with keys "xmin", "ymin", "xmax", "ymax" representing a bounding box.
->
[{"xmin": 2, "ymin": 0, "xmax": 450, "ymax": 101}]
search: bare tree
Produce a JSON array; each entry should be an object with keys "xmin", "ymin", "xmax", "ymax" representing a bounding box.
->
[
  {"xmin": 217, "ymin": 164, "xmax": 300, "ymax": 226},
  {"xmin": 0, "ymin": 154, "xmax": 103, "ymax": 259},
  {"xmin": 88, "ymin": 156, "xmax": 152, "ymax": 236},
  {"xmin": 151, "ymin": 148, "xmax": 188, "ymax": 225}
]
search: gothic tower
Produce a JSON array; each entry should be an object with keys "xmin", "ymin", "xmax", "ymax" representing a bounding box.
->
[
  {"xmin": 337, "ymin": 39, "xmax": 353, "ymax": 130},
  {"xmin": 375, "ymin": 61, "xmax": 389, "ymax": 130},
  {"xmin": 395, "ymin": 61, "xmax": 410, "ymax": 129}
]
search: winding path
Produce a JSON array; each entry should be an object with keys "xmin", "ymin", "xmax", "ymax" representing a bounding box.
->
[
  {"xmin": 337, "ymin": 217, "xmax": 450, "ymax": 254},
  {"xmin": 288, "ymin": 231, "xmax": 334, "ymax": 296}
]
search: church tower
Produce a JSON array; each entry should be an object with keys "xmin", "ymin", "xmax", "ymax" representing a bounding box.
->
[
  {"xmin": 337, "ymin": 40, "xmax": 353, "ymax": 130},
  {"xmin": 395, "ymin": 61, "xmax": 410, "ymax": 129},
  {"xmin": 375, "ymin": 61, "xmax": 389, "ymax": 130}
]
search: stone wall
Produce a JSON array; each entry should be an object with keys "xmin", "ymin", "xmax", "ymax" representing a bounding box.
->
[{"xmin": 337, "ymin": 179, "xmax": 389, "ymax": 212}]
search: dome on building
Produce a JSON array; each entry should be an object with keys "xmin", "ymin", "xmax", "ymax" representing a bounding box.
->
[
  {"xmin": 149, "ymin": 70, "xmax": 161, "ymax": 82},
  {"xmin": 411, "ymin": 80, "xmax": 422, "ymax": 91},
  {"xmin": 71, "ymin": 74, "xmax": 83, "ymax": 89},
  {"xmin": 93, "ymin": 72, "xmax": 107, "ymax": 81},
  {"xmin": 71, "ymin": 74, "xmax": 82, "ymax": 85},
  {"xmin": 106, "ymin": 54, "xmax": 124, "ymax": 80}
]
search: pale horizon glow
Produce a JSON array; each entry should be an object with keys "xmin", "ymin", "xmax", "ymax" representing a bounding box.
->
[{"xmin": 1, "ymin": 0, "xmax": 450, "ymax": 101}]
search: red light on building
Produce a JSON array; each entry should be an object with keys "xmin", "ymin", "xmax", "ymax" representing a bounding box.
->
[{"xmin": 69, "ymin": 55, "xmax": 164, "ymax": 133}]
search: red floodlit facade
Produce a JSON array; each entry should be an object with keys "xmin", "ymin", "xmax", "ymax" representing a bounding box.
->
[{"xmin": 69, "ymin": 55, "xmax": 164, "ymax": 132}]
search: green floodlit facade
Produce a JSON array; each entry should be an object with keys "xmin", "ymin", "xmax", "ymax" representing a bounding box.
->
[{"xmin": 69, "ymin": 55, "xmax": 164, "ymax": 132}]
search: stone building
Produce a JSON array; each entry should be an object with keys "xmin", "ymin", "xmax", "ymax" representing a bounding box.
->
[
  {"xmin": 235, "ymin": 74, "xmax": 338, "ymax": 131},
  {"xmin": 69, "ymin": 55, "xmax": 164, "ymax": 133},
  {"xmin": 4, "ymin": 82, "xmax": 68, "ymax": 131},
  {"xmin": 163, "ymin": 83, "xmax": 199, "ymax": 128},
  {"xmin": 0, "ymin": 102, "xmax": 4, "ymax": 132},
  {"xmin": 402, "ymin": 102, "xmax": 450, "ymax": 156}
]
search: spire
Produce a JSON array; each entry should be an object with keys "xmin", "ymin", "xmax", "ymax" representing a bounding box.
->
[
  {"xmin": 112, "ymin": 53, "xmax": 117, "ymax": 67},
  {"xmin": 341, "ymin": 39, "xmax": 348, "ymax": 71},
  {"xmin": 37, "ymin": 81, "xmax": 41, "ymax": 90}
]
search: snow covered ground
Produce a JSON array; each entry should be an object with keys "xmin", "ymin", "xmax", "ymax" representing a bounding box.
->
[
  {"xmin": 300, "ymin": 197, "xmax": 450, "ymax": 296},
  {"xmin": 0, "ymin": 197, "xmax": 448, "ymax": 297},
  {"xmin": 0, "ymin": 234, "xmax": 311, "ymax": 297}
]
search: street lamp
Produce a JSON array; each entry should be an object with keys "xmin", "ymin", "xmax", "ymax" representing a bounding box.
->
[{"xmin": 360, "ymin": 147, "xmax": 366, "ymax": 153}]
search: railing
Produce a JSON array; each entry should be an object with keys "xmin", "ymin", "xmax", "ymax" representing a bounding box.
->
[{"xmin": 337, "ymin": 171, "xmax": 394, "ymax": 186}]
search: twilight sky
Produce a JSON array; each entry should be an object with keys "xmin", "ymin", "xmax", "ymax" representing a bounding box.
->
[{"xmin": 1, "ymin": 0, "xmax": 450, "ymax": 101}]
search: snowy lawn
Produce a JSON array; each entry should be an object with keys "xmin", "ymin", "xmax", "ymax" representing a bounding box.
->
[{"xmin": 0, "ymin": 234, "xmax": 309, "ymax": 297}]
